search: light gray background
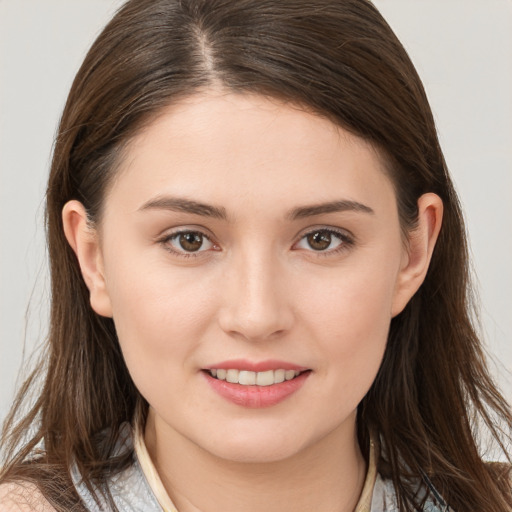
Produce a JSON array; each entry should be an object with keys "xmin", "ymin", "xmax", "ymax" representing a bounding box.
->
[{"xmin": 1, "ymin": 0, "xmax": 511, "ymax": 426}]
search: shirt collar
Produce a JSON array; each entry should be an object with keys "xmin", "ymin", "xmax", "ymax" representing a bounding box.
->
[{"xmin": 134, "ymin": 425, "xmax": 379, "ymax": 512}]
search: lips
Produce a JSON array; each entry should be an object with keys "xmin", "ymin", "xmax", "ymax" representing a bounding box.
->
[{"xmin": 202, "ymin": 360, "xmax": 311, "ymax": 408}]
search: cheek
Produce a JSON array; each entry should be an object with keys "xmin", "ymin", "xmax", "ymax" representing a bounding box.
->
[
  {"xmin": 295, "ymin": 256, "xmax": 399, "ymax": 399},
  {"xmin": 103, "ymin": 257, "xmax": 218, "ymax": 387},
  {"xmin": 299, "ymin": 255, "xmax": 398, "ymax": 337}
]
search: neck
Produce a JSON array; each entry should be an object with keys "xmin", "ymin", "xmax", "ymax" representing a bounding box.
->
[{"xmin": 144, "ymin": 410, "xmax": 367, "ymax": 512}]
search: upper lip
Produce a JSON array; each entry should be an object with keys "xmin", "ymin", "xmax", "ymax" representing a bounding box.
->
[{"xmin": 204, "ymin": 359, "xmax": 309, "ymax": 372}]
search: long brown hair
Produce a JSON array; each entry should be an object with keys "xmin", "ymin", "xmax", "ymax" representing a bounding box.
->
[{"xmin": 1, "ymin": 1, "xmax": 511, "ymax": 510}]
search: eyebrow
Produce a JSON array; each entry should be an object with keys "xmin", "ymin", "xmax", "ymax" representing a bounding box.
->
[
  {"xmin": 138, "ymin": 196, "xmax": 228, "ymax": 220},
  {"xmin": 138, "ymin": 195, "xmax": 374, "ymax": 221},
  {"xmin": 288, "ymin": 200, "xmax": 374, "ymax": 220}
]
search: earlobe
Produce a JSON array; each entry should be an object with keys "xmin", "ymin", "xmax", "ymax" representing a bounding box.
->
[
  {"xmin": 62, "ymin": 200, "xmax": 113, "ymax": 318},
  {"xmin": 391, "ymin": 193, "xmax": 443, "ymax": 317}
]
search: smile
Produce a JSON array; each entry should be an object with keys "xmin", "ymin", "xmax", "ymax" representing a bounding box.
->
[{"xmin": 208, "ymin": 368, "xmax": 302, "ymax": 386}]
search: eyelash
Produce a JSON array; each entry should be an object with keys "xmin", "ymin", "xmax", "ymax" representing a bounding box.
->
[
  {"xmin": 158, "ymin": 227, "xmax": 354, "ymax": 259},
  {"xmin": 294, "ymin": 228, "xmax": 355, "ymax": 256},
  {"xmin": 159, "ymin": 229, "xmax": 217, "ymax": 258}
]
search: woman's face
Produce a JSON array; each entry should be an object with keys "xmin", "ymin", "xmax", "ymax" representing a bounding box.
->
[{"xmin": 74, "ymin": 92, "xmax": 426, "ymax": 463}]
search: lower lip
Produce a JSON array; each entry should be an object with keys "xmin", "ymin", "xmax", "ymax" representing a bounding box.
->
[{"xmin": 203, "ymin": 371, "xmax": 311, "ymax": 408}]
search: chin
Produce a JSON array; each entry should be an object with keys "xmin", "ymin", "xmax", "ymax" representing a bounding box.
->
[
  {"xmin": 193, "ymin": 424, "xmax": 323, "ymax": 465},
  {"xmin": 209, "ymin": 441, "xmax": 303, "ymax": 464}
]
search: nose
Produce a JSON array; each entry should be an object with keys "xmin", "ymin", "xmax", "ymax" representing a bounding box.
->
[{"xmin": 217, "ymin": 251, "xmax": 294, "ymax": 342}]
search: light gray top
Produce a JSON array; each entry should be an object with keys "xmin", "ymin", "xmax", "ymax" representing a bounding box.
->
[{"xmin": 71, "ymin": 425, "xmax": 450, "ymax": 512}]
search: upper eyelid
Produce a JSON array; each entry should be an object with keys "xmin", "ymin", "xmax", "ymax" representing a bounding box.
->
[
  {"xmin": 157, "ymin": 225, "xmax": 355, "ymax": 247},
  {"xmin": 162, "ymin": 224, "xmax": 354, "ymax": 239},
  {"xmin": 157, "ymin": 225, "xmax": 216, "ymax": 241},
  {"xmin": 294, "ymin": 225, "xmax": 354, "ymax": 241},
  {"xmin": 292, "ymin": 227, "xmax": 355, "ymax": 254}
]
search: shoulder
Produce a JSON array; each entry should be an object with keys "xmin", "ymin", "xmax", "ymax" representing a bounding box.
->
[{"xmin": 0, "ymin": 483, "xmax": 56, "ymax": 512}]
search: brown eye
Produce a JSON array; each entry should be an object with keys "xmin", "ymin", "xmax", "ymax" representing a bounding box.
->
[
  {"xmin": 294, "ymin": 228, "xmax": 350, "ymax": 254},
  {"xmin": 179, "ymin": 232, "xmax": 204, "ymax": 251},
  {"xmin": 306, "ymin": 231, "xmax": 333, "ymax": 251},
  {"xmin": 166, "ymin": 231, "xmax": 214, "ymax": 254}
]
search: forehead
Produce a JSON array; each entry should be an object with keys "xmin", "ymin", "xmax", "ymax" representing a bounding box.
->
[{"xmin": 106, "ymin": 91, "xmax": 396, "ymax": 218}]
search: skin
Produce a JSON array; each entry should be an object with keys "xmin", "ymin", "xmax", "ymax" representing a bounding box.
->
[
  {"xmin": 0, "ymin": 484, "xmax": 54, "ymax": 512},
  {"xmin": 63, "ymin": 91, "xmax": 443, "ymax": 512}
]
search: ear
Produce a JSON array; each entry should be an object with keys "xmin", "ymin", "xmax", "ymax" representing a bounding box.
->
[
  {"xmin": 62, "ymin": 200, "xmax": 113, "ymax": 318},
  {"xmin": 391, "ymin": 193, "xmax": 443, "ymax": 317}
]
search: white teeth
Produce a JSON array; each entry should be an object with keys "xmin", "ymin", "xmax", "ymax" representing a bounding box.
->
[
  {"xmin": 285, "ymin": 370, "xmax": 296, "ymax": 381},
  {"xmin": 238, "ymin": 370, "xmax": 256, "ymax": 385},
  {"xmin": 256, "ymin": 370, "xmax": 274, "ymax": 386},
  {"xmin": 274, "ymin": 369, "xmax": 285, "ymax": 384},
  {"xmin": 226, "ymin": 369, "xmax": 239, "ymax": 383},
  {"xmin": 209, "ymin": 368, "xmax": 303, "ymax": 386}
]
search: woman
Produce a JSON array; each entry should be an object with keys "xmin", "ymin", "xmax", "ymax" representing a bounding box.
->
[{"xmin": 1, "ymin": 0, "xmax": 511, "ymax": 511}]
